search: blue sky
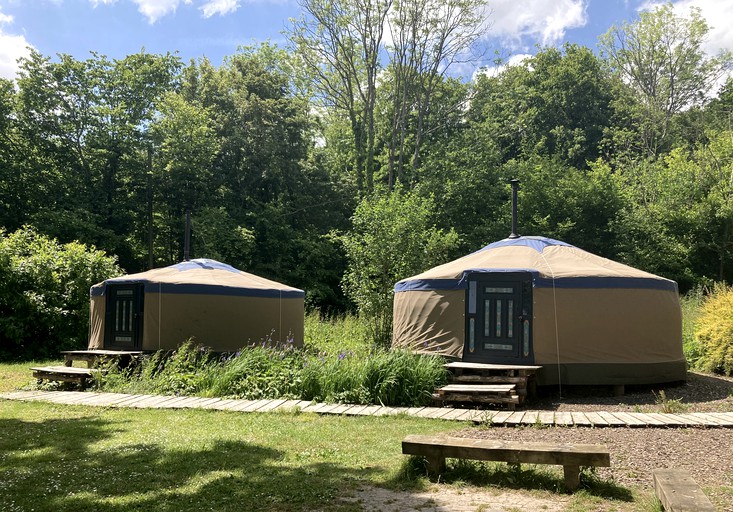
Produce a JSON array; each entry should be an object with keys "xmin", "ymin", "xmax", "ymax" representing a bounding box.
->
[{"xmin": 1, "ymin": 0, "xmax": 732, "ymax": 80}]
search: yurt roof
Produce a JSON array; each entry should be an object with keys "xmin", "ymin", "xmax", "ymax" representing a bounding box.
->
[
  {"xmin": 91, "ymin": 258, "xmax": 304, "ymax": 298},
  {"xmin": 396, "ymin": 236, "xmax": 676, "ymax": 292}
]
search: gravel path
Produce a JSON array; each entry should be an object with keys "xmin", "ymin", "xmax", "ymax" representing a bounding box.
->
[
  {"xmin": 528, "ymin": 371, "xmax": 733, "ymax": 414},
  {"xmin": 341, "ymin": 372, "xmax": 733, "ymax": 512},
  {"xmin": 444, "ymin": 371, "xmax": 733, "ymax": 510}
]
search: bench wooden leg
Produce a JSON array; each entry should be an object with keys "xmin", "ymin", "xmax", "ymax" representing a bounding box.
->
[
  {"xmin": 426, "ymin": 456, "xmax": 446, "ymax": 476},
  {"xmin": 563, "ymin": 465, "xmax": 580, "ymax": 491}
]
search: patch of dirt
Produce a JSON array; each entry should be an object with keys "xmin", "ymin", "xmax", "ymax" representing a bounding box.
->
[{"xmin": 342, "ymin": 485, "xmax": 571, "ymax": 512}]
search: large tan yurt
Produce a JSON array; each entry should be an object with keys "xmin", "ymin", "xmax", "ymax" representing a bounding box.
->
[
  {"xmin": 88, "ymin": 258, "xmax": 304, "ymax": 352},
  {"xmin": 393, "ymin": 236, "xmax": 686, "ymax": 386}
]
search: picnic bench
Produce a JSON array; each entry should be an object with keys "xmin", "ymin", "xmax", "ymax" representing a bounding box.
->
[
  {"xmin": 652, "ymin": 469, "xmax": 715, "ymax": 512},
  {"xmin": 402, "ymin": 434, "xmax": 610, "ymax": 490}
]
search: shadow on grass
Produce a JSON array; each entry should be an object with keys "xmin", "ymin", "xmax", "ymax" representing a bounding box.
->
[
  {"xmin": 0, "ymin": 416, "xmax": 376, "ymax": 512},
  {"xmin": 392, "ymin": 456, "xmax": 633, "ymax": 502}
]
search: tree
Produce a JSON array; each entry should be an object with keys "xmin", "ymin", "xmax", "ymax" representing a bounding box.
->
[
  {"xmin": 150, "ymin": 91, "xmax": 219, "ymax": 262},
  {"xmin": 0, "ymin": 226, "xmax": 121, "ymax": 360},
  {"xmin": 469, "ymin": 45, "xmax": 616, "ymax": 169},
  {"xmin": 384, "ymin": 0, "xmax": 486, "ymax": 187},
  {"xmin": 338, "ymin": 190, "xmax": 459, "ymax": 344},
  {"xmin": 289, "ymin": 0, "xmax": 391, "ymax": 195},
  {"xmin": 179, "ymin": 47, "xmax": 350, "ymax": 310},
  {"xmin": 600, "ymin": 2, "xmax": 732, "ymax": 157},
  {"xmin": 13, "ymin": 50, "xmax": 180, "ymax": 270}
]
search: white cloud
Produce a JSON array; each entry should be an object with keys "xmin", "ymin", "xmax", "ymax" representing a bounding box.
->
[
  {"xmin": 0, "ymin": 8, "xmax": 33, "ymax": 80},
  {"xmin": 639, "ymin": 0, "xmax": 733, "ymax": 94},
  {"xmin": 473, "ymin": 53, "xmax": 532, "ymax": 80},
  {"xmin": 89, "ymin": 0, "xmax": 118, "ymax": 6},
  {"xmin": 133, "ymin": 0, "xmax": 192, "ymax": 24},
  {"xmin": 667, "ymin": 0, "xmax": 733, "ymax": 57},
  {"xmin": 485, "ymin": 0, "xmax": 588, "ymax": 49},
  {"xmin": 200, "ymin": 0, "xmax": 240, "ymax": 18}
]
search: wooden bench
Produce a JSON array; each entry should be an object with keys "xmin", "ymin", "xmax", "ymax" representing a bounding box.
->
[
  {"xmin": 402, "ymin": 434, "xmax": 610, "ymax": 490},
  {"xmin": 653, "ymin": 469, "xmax": 715, "ymax": 512}
]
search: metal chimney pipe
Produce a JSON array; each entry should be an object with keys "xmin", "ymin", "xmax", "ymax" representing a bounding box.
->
[
  {"xmin": 509, "ymin": 178, "xmax": 520, "ymax": 239},
  {"xmin": 183, "ymin": 208, "xmax": 191, "ymax": 261}
]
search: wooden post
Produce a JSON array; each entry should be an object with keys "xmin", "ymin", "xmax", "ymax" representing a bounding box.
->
[
  {"xmin": 426, "ymin": 456, "xmax": 446, "ymax": 476},
  {"xmin": 563, "ymin": 465, "xmax": 581, "ymax": 490}
]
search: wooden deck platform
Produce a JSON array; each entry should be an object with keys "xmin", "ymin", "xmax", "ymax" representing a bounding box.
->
[
  {"xmin": 61, "ymin": 350, "xmax": 144, "ymax": 367},
  {"xmin": 2, "ymin": 390, "xmax": 732, "ymax": 428}
]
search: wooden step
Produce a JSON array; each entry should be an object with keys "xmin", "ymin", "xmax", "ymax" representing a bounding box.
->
[
  {"xmin": 31, "ymin": 365, "xmax": 103, "ymax": 386},
  {"xmin": 439, "ymin": 384, "xmax": 516, "ymax": 393},
  {"xmin": 434, "ymin": 383, "xmax": 520, "ymax": 407},
  {"xmin": 446, "ymin": 362, "xmax": 542, "ymax": 371},
  {"xmin": 450, "ymin": 374, "xmax": 528, "ymax": 384}
]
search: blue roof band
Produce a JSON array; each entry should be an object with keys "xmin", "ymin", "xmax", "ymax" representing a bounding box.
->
[
  {"xmin": 171, "ymin": 259, "xmax": 241, "ymax": 273},
  {"xmin": 91, "ymin": 282, "xmax": 305, "ymax": 299},
  {"xmin": 476, "ymin": 236, "xmax": 574, "ymax": 253},
  {"xmin": 395, "ymin": 272, "xmax": 677, "ymax": 293},
  {"xmin": 534, "ymin": 276, "xmax": 678, "ymax": 292},
  {"xmin": 394, "ymin": 279, "xmax": 465, "ymax": 292}
]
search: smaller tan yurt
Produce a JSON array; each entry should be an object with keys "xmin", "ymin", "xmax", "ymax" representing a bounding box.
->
[
  {"xmin": 393, "ymin": 236, "xmax": 686, "ymax": 386},
  {"xmin": 88, "ymin": 258, "xmax": 304, "ymax": 352}
]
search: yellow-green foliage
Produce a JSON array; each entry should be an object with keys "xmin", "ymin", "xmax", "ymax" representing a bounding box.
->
[{"xmin": 695, "ymin": 285, "xmax": 733, "ymax": 376}]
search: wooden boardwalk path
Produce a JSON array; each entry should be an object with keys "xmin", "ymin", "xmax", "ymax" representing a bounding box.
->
[{"xmin": 2, "ymin": 390, "xmax": 732, "ymax": 428}]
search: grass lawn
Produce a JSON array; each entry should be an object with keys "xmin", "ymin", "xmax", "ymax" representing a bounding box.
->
[
  {"xmin": 0, "ymin": 399, "xmax": 651, "ymax": 512},
  {"xmin": 0, "ymin": 353, "xmax": 651, "ymax": 511},
  {"xmin": 0, "ymin": 359, "xmax": 62, "ymax": 393},
  {"xmin": 0, "ymin": 400, "xmax": 451, "ymax": 512}
]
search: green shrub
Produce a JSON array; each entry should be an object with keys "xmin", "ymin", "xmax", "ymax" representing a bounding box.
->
[
  {"xmin": 98, "ymin": 314, "xmax": 449, "ymax": 406},
  {"xmin": 304, "ymin": 311, "xmax": 371, "ymax": 356},
  {"xmin": 680, "ymin": 287, "xmax": 705, "ymax": 368},
  {"xmin": 0, "ymin": 226, "xmax": 122, "ymax": 360},
  {"xmin": 98, "ymin": 341, "xmax": 448, "ymax": 407},
  {"xmin": 694, "ymin": 284, "xmax": 733, "ymax": 376},
  {"xmin": 336, "ymin": 190, "xmax": 459, "ymax": 346}
]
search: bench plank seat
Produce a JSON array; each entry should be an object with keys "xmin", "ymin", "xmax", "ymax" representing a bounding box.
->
[
  {"xmin": 402, "ymin": 434, "xmax": 610, "ymax": 490},
  {"xmin": 653, "ymin": 469, "xmax": 715, "ymax": 512}
]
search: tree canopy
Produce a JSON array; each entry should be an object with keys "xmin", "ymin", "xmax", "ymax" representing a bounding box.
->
[{"xmin": 2, "ymin": 2, "xmax": 733, "ymax": 349}]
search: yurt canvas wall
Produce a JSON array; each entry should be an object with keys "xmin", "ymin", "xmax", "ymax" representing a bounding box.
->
[
  {"xmin": 89, "ymin": 259, "xmax": 304, "ymax": 352},
  {"xmin": 393, "ymin": 236, "xmax": 685, "ymax": 386}
]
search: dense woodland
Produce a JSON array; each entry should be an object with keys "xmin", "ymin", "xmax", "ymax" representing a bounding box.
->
[{"xmin": 2, "ymin": 2, "xmax": 733, "ymax": 349}]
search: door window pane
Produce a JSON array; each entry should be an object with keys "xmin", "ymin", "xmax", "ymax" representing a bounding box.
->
[
  {"xmin": 507, "ymin": 300, "xmax": 514, "ymax": 338},
  {"xmin": 485, "ymin": 287, "xmax": 513, "ymax": 294},
  {"xmin": 469, "ymin": 318, "xmax": 475, "ymax": 353},
  {"xmin": 495, "ymin": 300, "xmax": 502, "ymax": 338},
  {"xmin": 484, "ymin": 299, "xmax": 491, "ymax": 337},
  {"xmin": 468, "ymin": 281, "xmax": 477, "ymax": 314}
]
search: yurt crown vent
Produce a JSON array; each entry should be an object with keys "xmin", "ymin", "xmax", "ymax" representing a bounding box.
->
[{"xmin": 509, "ymin": 178, "xmax": 520, "ymax": 239}]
